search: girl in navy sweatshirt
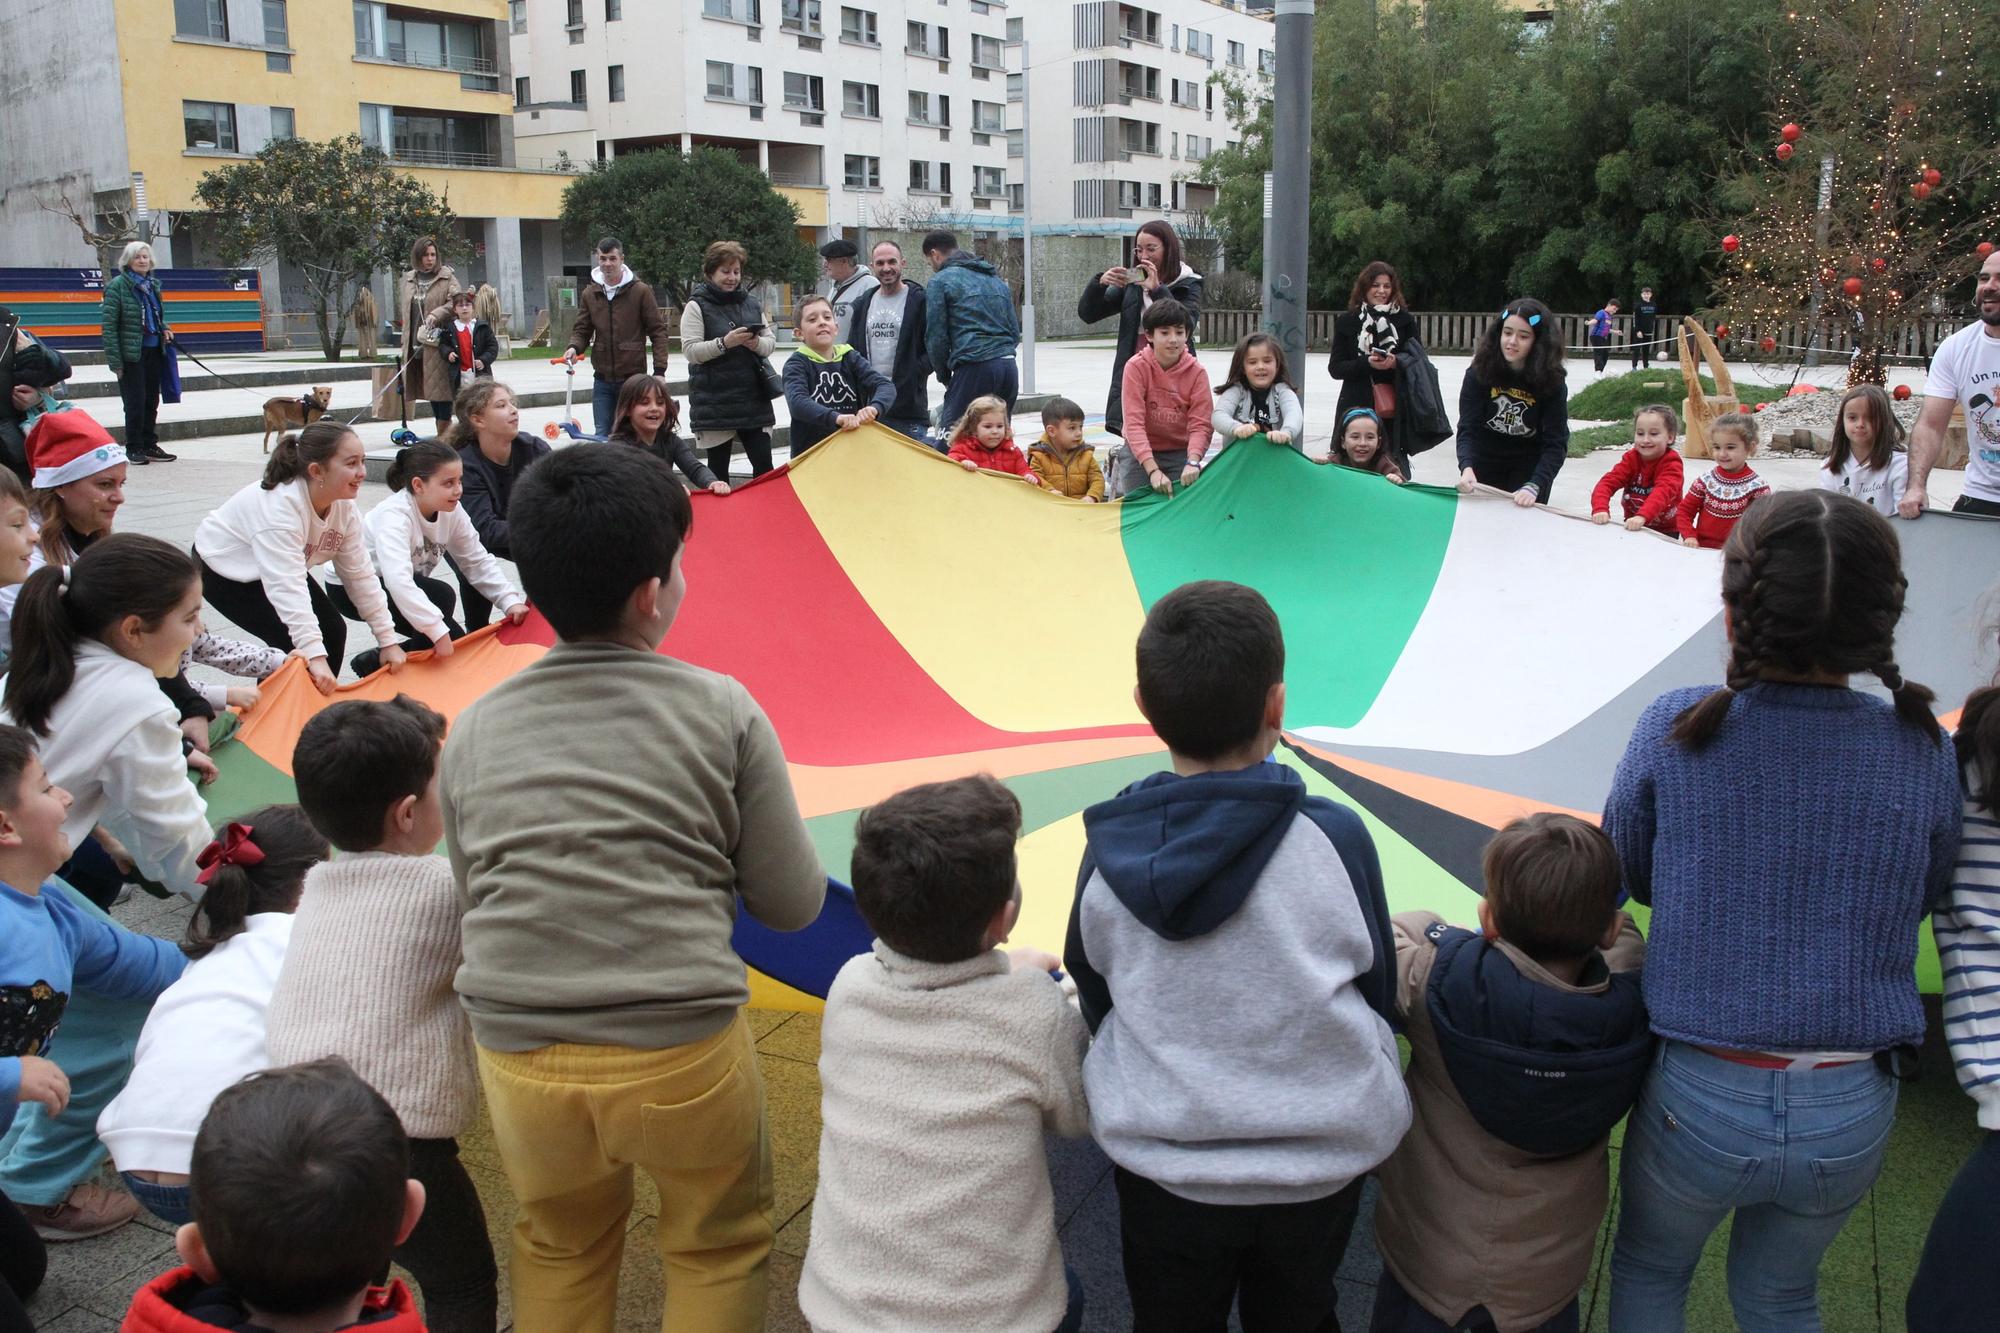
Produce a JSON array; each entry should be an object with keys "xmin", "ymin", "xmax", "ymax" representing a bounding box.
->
[{"xmin": 1457, "ymin": 299, "xmax": 1570, "ymax": 507}]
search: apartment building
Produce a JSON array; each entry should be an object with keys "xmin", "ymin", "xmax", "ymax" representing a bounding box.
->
[
  {"xmin": 510, "ymin": 0, "xmax": 1019, "ymax": 249},
  {"xmin": 0, "ymin": 0, "xmax": 571, "ymax": 340}
]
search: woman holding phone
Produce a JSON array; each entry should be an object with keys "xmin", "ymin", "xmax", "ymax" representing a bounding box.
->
[{"xmin": 1077, "ymin": 220, "xmax": 1204, "ymax": 438}]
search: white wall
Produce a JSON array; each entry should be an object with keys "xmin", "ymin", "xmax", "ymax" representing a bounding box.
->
[{"xmin": 0, "ymin": 0, "xmax": 133, "ymax": 265}]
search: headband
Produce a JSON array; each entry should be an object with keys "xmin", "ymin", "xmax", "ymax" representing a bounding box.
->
[
  {"xmin": 1340, "ymin": 408, "xmax": 1382, "ymax": 430},
  {"xmin": 195, "ymin": 823, "xmax": 265, "ymax": 886}
]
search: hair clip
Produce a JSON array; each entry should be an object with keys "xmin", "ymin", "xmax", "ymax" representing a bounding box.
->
[{"xmin": 1501, "ymin": 308, "xmax": 1541, "ymax": 328}]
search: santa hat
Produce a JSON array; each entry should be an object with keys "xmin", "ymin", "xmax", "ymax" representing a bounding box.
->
[{"xmin": 28, "ymin": 410, "xmax": 126, "ymax": 489}]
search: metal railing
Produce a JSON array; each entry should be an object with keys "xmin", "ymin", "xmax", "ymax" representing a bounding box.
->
[
  {"xmin": 356, "ymin": 40, "xmax": 497, "ymax": 75},
  {"xmin": 387, "ymin": 145, "xmax": 501, "ymax": 168},
  {"xmin": 768, "ymin": 168, "xmax": 827, "ymax": 187}
]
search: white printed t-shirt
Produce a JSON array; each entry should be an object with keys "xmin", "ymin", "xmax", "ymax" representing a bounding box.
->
[{"xmin": 1923, "ymin": 320, "xmax": 2000, "ymax": 504}]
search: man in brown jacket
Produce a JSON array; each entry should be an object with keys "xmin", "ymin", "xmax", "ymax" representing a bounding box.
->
[{"xmin": 564, "ymin": 235, "xmax": 671, "ymax": 436}]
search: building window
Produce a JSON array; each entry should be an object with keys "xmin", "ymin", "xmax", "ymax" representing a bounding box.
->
[
  {"xmin": 783, "ymin": 71, "xmax": 823, "ymax": 110},
  {"xmin": 175, "ymin": 0, "xmax": 227, "ymax": 39},
  {"xmin": 907, "ymin": 90, "xmax": 948, "ymax": 125},
  {"xmin": 1227, "ymin": 40, "xmax": 1244, "ymax": 67},
  {"xmin": 510, "ymin": 0, "xmax": 526, "ymax": 33},
  {"xmin": 781, "ymin": 0, "xmax": 821, "ymax": 34},
  {"xmin": 906, "ymin": 20, "xmax": 946, "ymax": 58},
  {"xmin": 269, "ymin": 106, "xmax": 296, "ymax": 141},
  {"xmin": 1258, "ymin": 48, "xmax": 1275, "ymax": 75},
  {"xmin": 608, "ymin": 65, "xmax": 625, "ymax": 101},
  {"xmin": 262, "ymin": 0, "xmax": 288, "ymax": 44},
  {"xmin": 566, "ymin": 0, "xmax": 584, "ymax": 40},
  {"xmin": 1007, "ymin": 71, "xmax": 1022, "ymax": 101},
  {"xmin": 841, "ymin": 81, "xmax": 879, "ymax": 118},
  {"xmin": 974, "ymin": 165, "xmax": 1005, "ymax": 197},
  {"xmin": 183, "ymin": 100, "xmax": 237, "ymax": 150},
  {"xmin": 844, "ymin": 154, "xmax": 881, "ymax": 189},
  {"xmin": 705, "ymin": 0, "xmax": 761, "ymax": 20},
  {"xmin": 515, "ymin": 75, "xmax": 530, "ymax": 104},
  {"xmin": 840, "ymin": 6, "xmax": 876, "ymax": 44},
  {"xmin": 1007, "ymin": 127, "xmax": 1023, "ymax": 157},
  {"xmin": 606, "ymin": 0, "xmax": 622, "ymax": 18},
  {"xmin": 972, "ymin": 100, "xmax": 1002, "ymax": 134},
  {"xmin": 1187, "ymin": 30, "xmax": 1212, "ymax": 60},
  {"xmin": 1118, "ymin": 180, "xmax": 1141, "ymax": 210},
  {"xmin": 909, "ymin": 160, "xmax": 932, "ymax": 192},
  {"xmin": 570, "ymin": 69, "xmax": 588, "ymax": 103},
  {"xmin": 707, "ymin": 61, "xmax": 735, "ymax": 97},
  {"xmin": 971, "ymin": 34, "xmax": 1002, "ymax": 69},
  {"xmin": 267, "ymin": 51, "xmax": 292, "ymax": 72},
  {"xmin": 1148, "ymin": 182, "xmax": 1163, "ymax": 208},
  {"xmin": 1006, "ymin": 16, "xmax": 1022, "ymax": 40}
]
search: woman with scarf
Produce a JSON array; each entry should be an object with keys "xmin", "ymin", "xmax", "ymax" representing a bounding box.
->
[
  {"xmin": 1328, "ymin": 264, "xmax": 1422, "ymax": 464},
  {"xmin": 400, "ymin": 237, "xmax": 459, "ymax": 430},
  {"xmin": 1077, "ymin": 220, "xmax": 1204, "ymax": 438},
  {"xmin": 98, "ymin": 243, "xmax": 176, "ymax": 465}
]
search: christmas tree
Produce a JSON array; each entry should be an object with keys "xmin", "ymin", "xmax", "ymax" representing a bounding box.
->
[{"xmin": 1710, "ymin": 0, "xmax": 2000, "ymax": 386}]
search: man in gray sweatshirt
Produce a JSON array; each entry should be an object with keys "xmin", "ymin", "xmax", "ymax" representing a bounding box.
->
[{"xmin": 1063, "ymin": 580, "xmax": 1410, "ymax": 1328}]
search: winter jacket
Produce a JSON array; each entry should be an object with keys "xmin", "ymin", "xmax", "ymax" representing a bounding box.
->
[
  {"xmin": 1209, "ymin": 382, "xmax": 1304, "ymax": 459},
  {"xmin": 846, "ymin": 280, "xmax": 932, "ymax": 425},
  {"xmin": 924, "ymin": 253, "xmax": 1020, "ymax": 379},
  {"xmin": 782, "ymin": 344, "xmax": 895, "ymax": 448},
  {"xmin": 456, "ymin": 432, "xmax": 550, "ymax": 559},
  {"xmin": 947, "ymin": 436, "xmax": 1035, "ymax": 478},
  {"xmin": 681, "ymin": 283, "xmax": 777, "ymax": 433},
  {"xmin": 1592, "ymin": 447, "xmax": 1686, "ymax": 535},
  {"xmin": 1675, "ymin": 464, "xmax": 1769, "ymax": 548},
  {"xmin": 1027, "ymin": 438, "xmax": 1105, "ymax": 499},
  {"xmin": 419, "ymin": 312, "xmax": 499, "ymax": 395},
  {"xmin": 1456, "ymin": 369, "xmax": 1571, "ymax": 498},
  {"xmin": 121, "ymin": 1269, "xmax": 425, "ymax": 1332},
  {"xmin": 1327, "ymin": 308, "xmax": 1419, "ymax": 426},
  {"xmin": 1390, "ymin": 337, "xmax": 1454, "ymax": 464},
  {"xmin": 1064, "ymin": 763, "xmax": 1407, "ymax": 1205},
  {"xmin": 1120, "ymin": 346, "xmax": 1214, "ymax": 472},
  {"xmin": 0, "ymin": 321, "xmax": 71, "ymax": 477},
  {"xmin": 1375, "ymin": 911, "xmax": 1650, "ymax": 1332},
  {"xmin": 1077, "ymin": 266, "xmax": 1204, "ymax": 436},
  {"xmin": 101, "ymin": 270, "xmax": 172, "ymax": 374},
  {"xmin": 399, "ymin": 266, "xmax": 458, "ymax": 403},
  {"xmin": 823, "ymin": 268, "xmax": 879, "ymax": 345},
  {"xmin": 608, "ymin": 428, "xmax": 719, "ymax": 490},
  {"xmin": 567, "ymin": 266, "xmax": 671, "ymax": 383}
]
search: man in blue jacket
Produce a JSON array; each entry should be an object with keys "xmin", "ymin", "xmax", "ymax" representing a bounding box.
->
[
  {"xmin": 922, "ymin": 231, "xmax": 1021, "ymax": 439},
  {"xmin": 847, "ymin": 242, "xmax": 935, "ymax": 446}
]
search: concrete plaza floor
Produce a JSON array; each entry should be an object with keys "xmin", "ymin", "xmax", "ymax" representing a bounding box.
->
[{"xmin": 20, "ymin": 339, "xmax": 1979, "ymax": 1331}]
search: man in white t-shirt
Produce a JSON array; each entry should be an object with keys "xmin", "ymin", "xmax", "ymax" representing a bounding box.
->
[
  {"xmin": 1904, "ymin": 250, "xmax": 2000, "ymax": 518},
  {"xmin": 847, "ymin": 241, "xmax": 935, "ymax": 445}
]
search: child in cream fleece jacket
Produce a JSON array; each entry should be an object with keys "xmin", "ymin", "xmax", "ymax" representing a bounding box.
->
[{"xmin": 800, "ymin": 776, "xmax": 1090, "ymax": 1333}]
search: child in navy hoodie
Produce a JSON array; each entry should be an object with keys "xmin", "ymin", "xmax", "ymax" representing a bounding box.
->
[
  {"xmin": 783, "ymin": 295, "xmax": 896, "ymax": 450},
  {"xmin": 1063, "ymin": 580, "xmax": 1409, "ymax": 1327}
]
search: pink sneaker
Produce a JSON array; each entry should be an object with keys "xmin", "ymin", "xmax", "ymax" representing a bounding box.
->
[{"xmin": 20, "ymin": 1181, "xmax": 140, "ymax": 1240}]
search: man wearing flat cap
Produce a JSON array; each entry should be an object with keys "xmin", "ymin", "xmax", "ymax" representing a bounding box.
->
[{"xmin": 820, "ymin": 238, "xmax": 879, "ymax": 345}]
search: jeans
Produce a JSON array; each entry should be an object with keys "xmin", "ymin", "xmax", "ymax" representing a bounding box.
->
[
  {"xmin": 120, "ymin": 1172, "xmax": 192, "ymax": 1225},
  {"xmin": 0, "ymin": 1189, "xmax": 44, "ymax": 1333},
  {"xmin": 591, "ymin": 375, "xmax": 621, "ymax": 438},
  {"xmin": 1907, "ymin": 1130, "xmax": 2000, "ymax": 1331},
  {"xmin": 1608, "ymin": 1041, "xmax": 1897, "ymax": 1333},
  {"xmin": 1114, "ymin": 1166, "xmax": 1366, "ymax": 1333},
  {"xmin": 936, "ymin": 356, "xmax": 1020, "ymax": 442},
  {"xmin": 1370, "ymin": 1269, "xmax": 1577, "ymax": 1333},
  {"xmin": 196, "ymin": 554, "xmax": 351, "ymax": 667},
  {"xmin": 117, "ymin": 344, "xmax": 165, "ymax": 451},
  {"xmin": 1589, "ymin": 335, "xmax": 1611, "ymax": 373},
  {"xmin": 881, "ymin": 417, "xmax": 935, "ymax": 449},
  {"xmin": 395, "ymin": 1138, "xmax": 499, "ymax": 1333},
  {"xmin": 1631, "ymin": 330, "xmax": 1656, "ymax": 368}
]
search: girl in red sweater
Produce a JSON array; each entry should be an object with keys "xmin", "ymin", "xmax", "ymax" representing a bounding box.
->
[
  {"xmin": 1591, "ymin": 403, "xmax": 1685, "ymax": 535},
  {"xmin": 1677, "ymin": 413, "xmax": 1769, "ymax": 548},
  {"xmin": 946, "ymin": 396, "xmax": 1042, "ymax": 485}
]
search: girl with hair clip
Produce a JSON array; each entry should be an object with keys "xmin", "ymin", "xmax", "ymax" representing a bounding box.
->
[
  {"xmin": 95, "ymin": 806, "xmax": 331, "ymax": 1227},
  {"xmin": 1818, "ymin": 383, "xmax": 1909, "ymax": 516},
  {"xmin": 1457, "ymin": 299, "xmax": 1570, "ymax": 506},
  {"xmin": 192, "ymin": 421, "xmax": 407, "ymax": 696},
  {"xmin": 349, "ymin": 439, "xmax": 528, "ymax": 675},
  {"xmin": 1210, "ymin": 333, "xmax": 1304, "ymax": 456},
  {"xmin": 1601, "ymin": 491, "xmax": 1962, "ymax": 1331},
  {"xmin": 607, "ymin": 373, "xmax": 730, "ymax": 494},
  {"xmin": 1322, "ymin": 408, "xmax": 1405, "ymax": 483}
]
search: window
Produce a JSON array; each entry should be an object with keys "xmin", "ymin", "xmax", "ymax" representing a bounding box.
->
[
  {"xmin": 909, "ymin": 160, "xmax": 933, "ymax": 192},
  {"xmin": 1121, "ymin": 121, "xmax": 1159, "ymax": 155},
  {"xmin": 705, "ymin": 0, "xmax": 761, "ymax": 19},
  {"xmin": 1006, "ymin": 16, "xmax": 1022, "ymax": 40},
  {"xmin": 844, "ymin": 154, "xmax": 881, "ymax": 189},
  {"xmin": 972, "ymin": 100, "xmax": 1002, "ymax": 134},
  {"xmin": 608, "ymin": 65, "xmax": 625, "ymax": 101},
  {"xmin": 1007, "ymin": 71, "xmax": 1022, "ymax": 101},
  {"xmin": 781, "ymin": 0, "xmax": 821, "ymax": 34},
  {"xmin": 515, "ymin": 75, "xmax": 530, "ymax": 104},
  {"xmin": 1258, "ymin": 48, "xmax": 1275, "ymax": 75},
  {"xmin": 566, "ymin": 0, "xmax": 584, "ymax": 39},
  {"xmin": 748, "ymin": 67, "xmax": 765, "ymax": 103},
  {"xmin": 269, "ymin": 107, "xmax": 296, "ymax": 141},
  {"xmin": 1227, "ymin": 40, "xmax": 1244, "ymax": 67},
  {"xmin": 783, "ymin": 71, "xmax": 823, "ymax": 110},
  {"xmin": 940, "ymin": 162, "xmax": 951, "ymax": 194},
  {"xmin": 183, "ymin": 100, "xmax": 237, "ymax": 150},
  {"xmin": 1187, "ymin": 30, "xmax": 1212, "ymax": 60},
  {"xmin": 908, "ymin": 90, "xmax": 948, "ymax": 125},
  {"xmin": 175, "ymin": 0, "xmax": 227, "ymax": 39},
  {"xmin": 510, "ymin": 0, "xmax": 525, "ymax": 33},
  {"xmin": 1148, "ymin": 183, "xmax": 1162, "ymax": 208},
  {"xmin": 971, "ymin": 34, "xmax": 1002, "ymax": 68},
  {"xmin": 1007, "ymin": 127, "xmax": 1023, "ymax": 157},
  {"xmin": 1171, "ymin": 78, "xmax": 1198, "ymax": 108},
  {"xmin": 1118, "ymin": 180, "xmax": 1141, "ymax": 210},
  {"xmin": 906, "ymin": 20, "xmax": 945, "ymax": 57},
  {"xmin": 267, "ymin": 51, "xmax": 291, "ymax": 72},
  {"xmin": 974, "ymin": 166, "xmax": 1005, "ymax": 197},
  {"xmin": 842, "ymin": 81, "xmax": 879, "ymax": 118},
  {"xmin": 840, "ymin": 6, "xmax": 876, "ymax": 44},
  {"xmin": 570, "ymin": 68, "xmax": 588, "ymax": 103},
  {"xmin": 606, "ymin": 0, "xmax": 622, "ymax": 17},
  {"xmin": 262, "ymin": 0, "xmax": 288, "ymax": 44}
]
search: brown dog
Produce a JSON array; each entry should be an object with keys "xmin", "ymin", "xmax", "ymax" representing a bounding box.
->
[{"xmin": 261, "ymin": 386, "xmax": 333, "ymax": 453}]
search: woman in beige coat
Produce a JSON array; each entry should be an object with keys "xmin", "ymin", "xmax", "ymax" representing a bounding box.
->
[{"xmin": 400, "ymin": 237, "xmax": 458, "ymax": 428}]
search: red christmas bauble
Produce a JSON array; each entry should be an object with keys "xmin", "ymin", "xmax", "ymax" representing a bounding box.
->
[
  {"xmin": 1715, "ymin": 324, "xmax": 1730, "ymax": 338},
  {"xmin": 1913, "ymin": 182, "xmax": 1932, "ymax": 201},
  {"xmin": 1759, "ymin": 336, "xmax": 1776, "ymax": 352},
  {"xmin": 1893, "ymin": 384, "xmax": 1913, "ymax": 401},
  {"xmin": 1776, "ymin": 142, "xmax": 1795, "ymax": 162},
  {"xmin": 1843, "ymin": 277, "xmax": 1864, "ymax": 297},
  {"xmin": 1979, "ymin": 242, "xmax": 1996, "ymax": 260},
  {"xmin": 1870, "ymin": 257, "xmax": 1888, "ymax": 272},
  {"xmin": 1924, "ymin": 168, "xmax": 1942, "ymax": 187},
  {"xmin": 1780, "ymin": 122, "xmax": 1802, "ymax": 142},
  {"xmin": 1754, "ymin": 401, "xmax": 1768, "ymax": 412},
  {"xmin": 1721, "ymin": 234, "xmax": 1741, "ymax": 254},
  {"xmin": 1820, "ymin": 266, "xmax": 1838, "ymax": 284}
]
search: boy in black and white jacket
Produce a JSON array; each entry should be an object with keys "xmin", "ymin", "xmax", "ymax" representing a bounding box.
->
[{"xmin": 782, "ymin": 296, "xmax": 895, "ymax": 450}]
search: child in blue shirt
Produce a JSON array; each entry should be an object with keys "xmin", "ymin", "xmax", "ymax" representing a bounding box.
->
[{"xmin": 783, "ymin": 296, "xmax": 895, "ymax": 450}]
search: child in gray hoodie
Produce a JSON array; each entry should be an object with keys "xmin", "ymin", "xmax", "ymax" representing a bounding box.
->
[{"xmin": 1063, "ymin": 580, "xmax": 1409, "ymax": 1328}]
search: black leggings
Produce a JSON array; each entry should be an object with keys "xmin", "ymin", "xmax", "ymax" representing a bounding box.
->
[
  {"xmin": 429, "ymin": 400, "xmax": 454, "ymax": 429},
  {"xmin": 1466, "ymin": 448, "xmax": 1559, "ymax": 505},
  {"xmin": 196, "ymin": 555, "xmax": 349, "ymax": 667},
  {"xmin": 705, "ymin": 428, "xmax": 774, "ymax": 480},
  {"xmin": 446, "ymin": 552, "xmax": 492, "ymax": 632},
  {"xmin": 331, "ymin": 573, "xmax": 460, "ymax": 670},
  {"xmin": 393, "ymin": 1139, "xmax": 498, "ymax": 1333},
  {"xmin": 0, "ymin": 1189, "xmax": 47, "ymax": 1333}
]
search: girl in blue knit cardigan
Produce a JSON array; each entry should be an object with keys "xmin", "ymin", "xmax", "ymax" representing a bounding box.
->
[{"xmin": 1601, "ymin": 490, "xmax": 1961, "ymax": 1332}]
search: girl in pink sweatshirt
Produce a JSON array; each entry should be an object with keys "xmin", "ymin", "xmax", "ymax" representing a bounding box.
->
[{"xmin": 1116, "ymin": 299, "xmax": 1213, "ymax": 498}]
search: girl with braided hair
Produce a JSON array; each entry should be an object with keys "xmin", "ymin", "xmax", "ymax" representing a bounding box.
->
[{"xmin": 1601, "ymin": 490, "xmax": 1963, "ymax": 1331}]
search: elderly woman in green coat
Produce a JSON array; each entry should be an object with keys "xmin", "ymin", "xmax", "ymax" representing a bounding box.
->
[{"xmin": 100, "ymin": 241, "xmax": 175, "ymax": 464}]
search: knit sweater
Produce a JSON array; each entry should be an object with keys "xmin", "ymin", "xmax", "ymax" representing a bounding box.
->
[
  {"xmin": 1603, "ymin": 683, "xmax": 1962, "ymax": 1052},
  {"xmin": 1936, "ymin": 755, "xmax": 2000, "ymax": 1128},
  {"xmin": 1591, "ymin": 447, "xmax": 1685, "ymax": 534},
  {"xmin": 1675, "ymin": 464, "xmax": 1768, "ymax": 548},
  {"xmin": 1119, "ymin": 346, "xmax": 1215, "ymax": 471},
  {"xmin": 798, "ymin": 944, "xmax": 1089, "ymax": 1332},
  {"xmin": 265, "ymin": 853, "xmax": 476, "ymax": 1139}
]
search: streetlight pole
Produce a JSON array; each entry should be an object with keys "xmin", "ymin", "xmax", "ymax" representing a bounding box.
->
[
  {"xmin": 1261, "ymin": 0, "xmax": 1313, "ymax": 401},
  {"xmin": 1015, "ymin": 36, "xmax": 1036, "ymax": 395}
]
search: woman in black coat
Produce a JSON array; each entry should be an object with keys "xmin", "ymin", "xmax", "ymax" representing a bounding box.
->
[
  {"xmin": 1329, "ymin": 263, "xmax": 1424, "ymax": 472},
  {"xmin": 1076, "ymin": 219, "xmax": 1204, "ymax": 437}
]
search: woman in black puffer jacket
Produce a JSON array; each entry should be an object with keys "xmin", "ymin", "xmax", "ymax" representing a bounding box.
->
[{"xmin": 680, "ymin": 240, "xmax": 778, "ymax": 478}]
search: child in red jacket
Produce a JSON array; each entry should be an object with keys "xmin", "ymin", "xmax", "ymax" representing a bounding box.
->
[
  {"xmin": 120, "ymin": 1059, "xmax": 429, "ymax": 1332},
  {"xmin": 1676, "ymin": 413, "xmax": 1769, "ymax": 549},
  {"xmin": 946, "ymin": 396, "xmax": 1042, "ymax": 486},
  {"xmin": 1591, "ymin": 404, "xmax": 1684, "ymax": 535}
]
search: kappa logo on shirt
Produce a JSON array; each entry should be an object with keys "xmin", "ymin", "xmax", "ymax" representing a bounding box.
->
[{"xmin": 814, "ymin": 369, "xmax": 859, "ymax": 407}]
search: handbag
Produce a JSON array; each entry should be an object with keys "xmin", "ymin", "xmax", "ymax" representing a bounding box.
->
[
  {"xmin": 1372, "ymin": 379, "xmax": 1397, "ymax": 419},
  {"xmin": 756, "ymin": 353, "xmax": 784, "ymax": 400}
]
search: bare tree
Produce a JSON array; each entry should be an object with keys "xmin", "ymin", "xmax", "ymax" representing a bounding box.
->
[{"xmin": 38, "ymin": 186, "xmax": 140, "ymax": 277}]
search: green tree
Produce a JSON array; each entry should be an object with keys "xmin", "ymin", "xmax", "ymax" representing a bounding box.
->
[
  {"xmin": 560, "ymin": 148, "xmax": 817, "ymax": 305},
  {"xmin": 193, "ymin": 136, "xmax": 458, "ymax": 358}
]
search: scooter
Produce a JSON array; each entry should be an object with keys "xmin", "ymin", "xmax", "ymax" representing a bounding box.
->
[{"xmin": 545, "ymin": 356, "xmax": 607, "ymax": 443}]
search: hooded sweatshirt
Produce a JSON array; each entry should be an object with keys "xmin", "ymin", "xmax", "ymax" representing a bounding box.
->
[
  {"xmin": 1063, "ymin": 763, "xmax": 1408, "ymax": 1205},
  {"xmin": 121, "ymin": 1269, "xmax": 424, "ymax": 1332},
  {"xmin": 1120, "ymin": 346, "xmax": 1215, "ymax": 472},
  {"xmin": 782, "ymin": 343, "xmax": 897, "ymax": 449}
]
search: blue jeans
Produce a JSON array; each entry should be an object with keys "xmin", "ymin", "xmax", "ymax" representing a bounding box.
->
[
  {"xmin": 1609, "ymin": 1041, "xmax": 1896, "ymax": 1333},
  {"xmin": 120, "ymin": 1172, "xmax": 192, "ymax": 1226},
  {"xmin": 1054, "ymin": 1265, "xmax": 1085, "ymax": 1333},
  {"xmin": 590, "ymin": 375, "xmax": 620, "ymax": 439},
  {"xmin": 881, "ymin": 417, "xmax": 935, "ymax": 449},
  {"xmin": 935, "ymin": 356, "xmax": 1019, "ymax": 441}
]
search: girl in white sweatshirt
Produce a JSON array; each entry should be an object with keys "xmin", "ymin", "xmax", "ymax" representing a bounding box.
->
[
  {"xmin": 191, "ymin": 421, "xmax": 407, "ymax": 696},
  {"xmin": 340, "ymin": 439, "xmax": 527, "ymax": 675},
  {"xmin": 96, "ymin": 804, "xmax": 330, "ymax": 1225}
]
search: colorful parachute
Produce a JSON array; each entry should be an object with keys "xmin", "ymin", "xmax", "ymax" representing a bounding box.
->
[{"xmin": 207, "ymin": 426, "xmax": 1999, "ymax": 1006}]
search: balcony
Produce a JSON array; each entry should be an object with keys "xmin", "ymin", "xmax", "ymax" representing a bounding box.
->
[
  {"xmin": 387, "ymin": 145, "xmax": 500, "ymax": 168},
  {"xmin": 356, "ymin": 39, "xmax": 496, "ymax": 76}
]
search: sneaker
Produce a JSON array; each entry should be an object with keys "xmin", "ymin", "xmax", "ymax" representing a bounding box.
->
[
  {"xmin": 126, "ymin": 448, "xmax": 150, "ymax": 465},
  {"xmin": 22, "ymin": 1182, "xmax": 141, "ymax": 1241},
  {"xmin": 141, "ymin": 444, "xmax": 178, "ymax": 462}
]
